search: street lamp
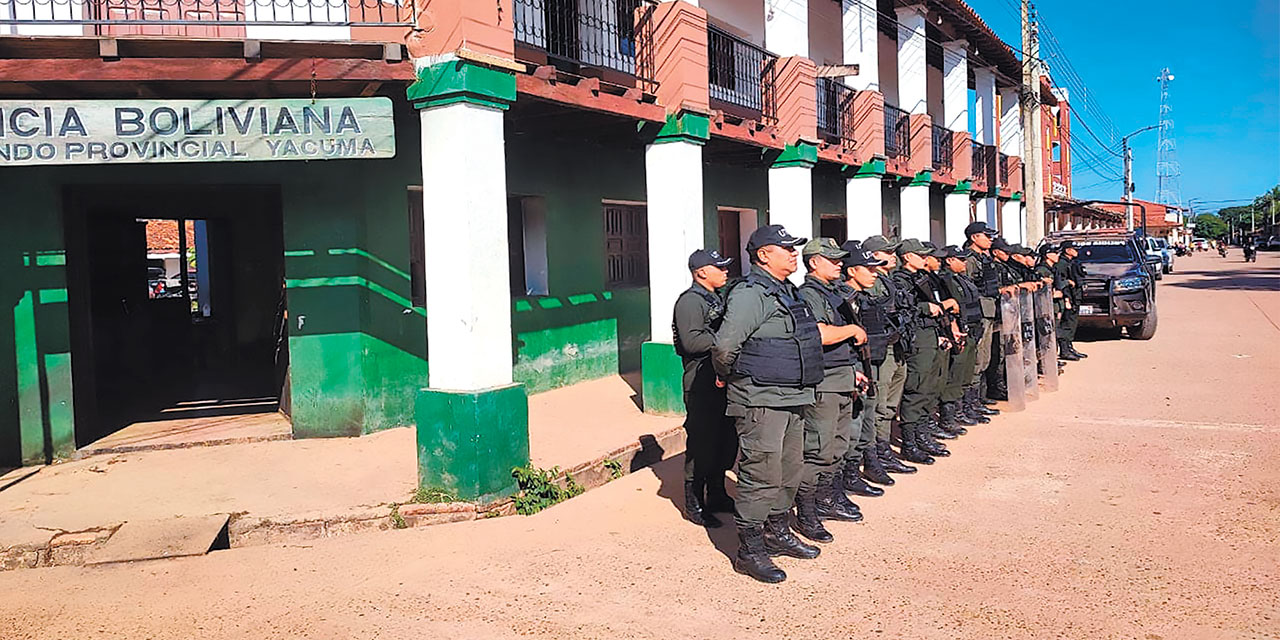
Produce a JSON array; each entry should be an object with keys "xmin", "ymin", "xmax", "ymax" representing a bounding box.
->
[{"xmin": 1121, "ymin": 125, "xmax": 1161, "ymax": 231}]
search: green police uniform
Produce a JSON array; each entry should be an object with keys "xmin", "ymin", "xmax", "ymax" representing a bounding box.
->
[
  {"xmin": 673, "ymin": 283, "xmax": 738, "ymax": 516},
  {"xmin": 712, "ymin": 265, "xmax": 817, "ymax": 531},
  {"xmin": 796, "ymin": 275, "xmax": 857, "ymax": 496}
]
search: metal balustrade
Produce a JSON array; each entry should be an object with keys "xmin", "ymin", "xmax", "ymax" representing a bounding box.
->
[
  {"xmin": 972, "ymin": 141, "xmax": 996, "ymax": 186},
  {"xmin": 707, "ymin": 24, "xmax": 777, "ymax": 122},
  {"xmin": 931, "ymin": 124, "xmax": 952, "ymax": 170},
  {"xmin": 883, "ymin": 103, "xmax": 909, "ymax": 159},
  {"xmin": 998, "ymin": 152, "xmax": 1011, "ymax": 185},
  {"xmin": 0, "ymin": 0, "xmax": 413, "ymax": 30},
  {"xmin": 513, "ymin": 0, "xmax": 657, "ymax": 88},
  {"xmin": 816, "ymin": 78, "xmax": 856, "ymax": 148}
]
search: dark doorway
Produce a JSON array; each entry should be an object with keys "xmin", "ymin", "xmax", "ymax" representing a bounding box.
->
[{"xmin": 64, "ymin": 186, "xmax": 289, "ymax": 448}]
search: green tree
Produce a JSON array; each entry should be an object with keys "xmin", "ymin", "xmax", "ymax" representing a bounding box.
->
[{"xmin": 1194, "ymin": 213, "xmax": 1227, "ymax": 239}]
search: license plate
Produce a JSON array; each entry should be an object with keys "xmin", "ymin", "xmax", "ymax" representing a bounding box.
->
[{"xmin": 1079, "ymin": 304, "xmax": 1099, "ymax": 315}]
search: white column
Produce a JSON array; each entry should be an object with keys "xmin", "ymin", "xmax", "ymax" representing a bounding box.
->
[
  {"xmin": 999, "ymin": 87, "xmax": 1023, "ymax": 159},
  {"xmin": 945, "ymin": 193, "xmax": 969, "ymax": 246},
  {"xmin": 769, "ymin": 167, "xmax": 814, "ymax": 259},
  {"xmin": 900, "ymin": 179, "xmax": 930, "ymax": 240},
  {"xmin": 842, "ymin": 0, "xmax": 879, "ymax": 92},
  {"xmin": 1001, "ymin": 199, "xmax": 1023, "ymax": 244},
  {"xmin": 846, "ymin": 173, "xmax": 883, "ymax": 241},
  {"xmin": 765, "ymin": 0, "xmax": 808, "ymax": 57},
  {"xmin": 420, "ymin": 101, "xmax": 513, "ymax": 391},
  {"xmin": 646, "ymin": 140, "xmax": 705, "ymax": 344},
  {"xmin": 895, "ymin": 5, "xmax": 927, "ymax": 115},
  {"xmin": 974, "ymin": 67, "xmax": 999, "ymax": 228},
  {"xmin": 943, "ymin": 40, "xmax": 970, "ymax": 246}
]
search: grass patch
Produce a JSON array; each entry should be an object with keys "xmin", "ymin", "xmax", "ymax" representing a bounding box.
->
[{"xmin": 512, "ymin": 465, "xmax": 584, "ymax": 515}]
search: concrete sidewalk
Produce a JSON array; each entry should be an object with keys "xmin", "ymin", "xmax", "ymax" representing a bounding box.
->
[{"xmin": 0, "ymin": 375, "xmax": 683, "ymax": 570}]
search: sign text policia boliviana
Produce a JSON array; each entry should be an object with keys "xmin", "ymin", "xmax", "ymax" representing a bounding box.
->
[{"xmin": 0, "ymin": 98, "xmax": 395, "ymax": 166}]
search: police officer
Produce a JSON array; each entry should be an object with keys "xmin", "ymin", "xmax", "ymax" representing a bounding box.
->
[
  {"xmin": 796, "ymin": 239, "xmax": 868, "ymax": 541},
  {"xmin": 839, "ymin": 243, "xmax": 900, "ymax": 488},
  {"xmin": 713, "ymin": 224, "xmax": 823, "ymax": 584},
  {"xmin": 1056, "ymin": 241, "xmax": 1088, "ymax": 359},
  {"xmin": 985, "ymin": 237, "xmax": 1023, "ymax": 401},
  {"xmin": 922, "ymin": 246, "xmax": 964, "ymax": 441},
  {"xmin": 938, "ymin": 245, "xmax": 986, "ymax": 429},
  {"xmin": 673, "ymin": 249, "xmax": 738, "ymax": 528},
  {"xmin": 856, "ymin": 236, "xmax": 920, "ymax": 476},
  {"xmin": 893, "ymin": 239, "xmax": 952, "ymax": 462},
  {"xmin": 962, "ymin": 222, "xmax": 1002, "ymax": 418}
]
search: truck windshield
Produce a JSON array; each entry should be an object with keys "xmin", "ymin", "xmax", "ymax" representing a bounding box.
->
[{"xmin": 1077, "ymin": 243, "xmax": 1137, "ymax": 263}]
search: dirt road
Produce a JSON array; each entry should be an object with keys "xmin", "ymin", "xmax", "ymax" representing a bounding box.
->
[{"xmin": 2, "ymin": 252, "xmax": 1277, "ymax": 639}]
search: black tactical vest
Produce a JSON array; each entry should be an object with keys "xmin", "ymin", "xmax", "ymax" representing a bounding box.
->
[
  {"xmin": 854, "ymin": 288, "xmax": 892, "ymax": 365},
  {"xmin": 672, "ymin": 285, "xmax": 723, "ymax": 359},
  {"xmin": 800, "ymin": 280, "xmax": 856, "ymax": 370},
  {"xmin": 733, "ymin": 274, "xmax": 825, "ymax": 388},
  {"xmin": 973, "ymin": 251, "xmax": 1000, "ymax": 298},
  {"xmin": 952, "ymin": 273, "xmax": 984, "ymax": 326}
]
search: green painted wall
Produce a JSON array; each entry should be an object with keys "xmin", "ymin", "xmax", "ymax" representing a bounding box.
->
[
  {"xmin": 0, "ymin": 178, "xmax": 75, "ymax": 464},
  {"xmin": 505, "ymin": 132, "xmax": 652, "ymax": 392},
  {"xmin": 0, "ymin": 97, "xmax": 428, "ymax": 455}
]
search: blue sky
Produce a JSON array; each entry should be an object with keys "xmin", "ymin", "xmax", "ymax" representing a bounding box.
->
[{"xmin": 966, "ymin": 0, "xmax": 1280, "ymax": 214}]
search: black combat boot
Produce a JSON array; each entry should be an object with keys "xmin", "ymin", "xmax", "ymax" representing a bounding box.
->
[
  {"xmin": 963, "ymin": 388, "xmax": 991, "ymax": 423},
  {"xmin": 818, "ymin": 472, "xmax": 865, "ymax": 521},
  {"xmin": 931, "ymin": 408, "xmax": 959, "ymax": 439},
  {"xmin": 967, "ymin": 387, "xmax": 997, "ymax": 417},
  {"xmin": 916, "ymin": 427, "xmax": 951, "ymax": 457},
  {"xmin": 877, "ymin": 440, "xmax": 918, "ymax": 474},
  {"xmin": 1059, "ymin": 341, "xmax": 1080, "ymax": 361},
  {"xmin": 734, "ymin": 525, "xmax": 787, "ymax": 583},
  {"xmin": 767, "ymin": 512, "xmax": 824, "ymax": 555},
  {"xmin": 949, "ymin": 400, "xmax": 978, "ymax": 426},
  {"xmin": 987, "ymin": 376, "xmax": 1009, "ymax": 402},
  {"xmin": 1069, "ymin": 342, "xmax": 1088, "ymax": 358},
  {"xmin": 861, "ymin": 448, "xmax": 895, "ymax": 485},
  {"xmin": 704, "ymin": 478, "xmax": 736, "ymax": 514},
  {"xmin": 842, "ymin": 461, "xmax": 885, "ymax": 497},
  {"xmin": 897, "ymin": 423, "xmax": 935, "ymax": 465},
  {"xmin": 684, "ymin": 481, "xmax": 721, "ymax": 528},
  {"xmin": 788, "ymin": 493, "xmax": 834, "ymax": 544}
]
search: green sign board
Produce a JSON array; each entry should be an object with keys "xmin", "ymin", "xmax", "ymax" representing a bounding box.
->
[{"xmin": 0, "ymin": 97, "xmax": 396, "ymax": 166}]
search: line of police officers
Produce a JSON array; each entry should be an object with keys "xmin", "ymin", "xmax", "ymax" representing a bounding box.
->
[{"xmin": 673, "ymin": 221, "xmax": 1090, "ymax": 583}]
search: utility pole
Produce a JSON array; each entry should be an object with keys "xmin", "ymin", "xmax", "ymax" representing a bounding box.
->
[
  {"xmin": 1021, "ymin": 0, "xmax": 1045, "ymax": 243},
  {"xmin": 1119, "ymin": 125, "xmax": 1160, "ymax": 232}
]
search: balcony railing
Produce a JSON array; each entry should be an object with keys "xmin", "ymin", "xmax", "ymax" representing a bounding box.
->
[
  {"xmin": 998, "ymin": 152, "xmax": 1011, "ymax": 185},
  {"xmin": 816, "ymin": 78, "xmax": 856, "ymax": 149},
  {"xmin": 931, "ymin": 124, "xmax": 952, "ymax": 170},
  {"xmin": 972, "ymin": 141, "xmax": 996, "ymax": 186},
  {"xmin": 708, "ymin": 24, "xmax": 777, "ymax": 122},
  {"xmin": 0, "ymin": 0, "xmax": 413, "ymax": 33},
  {"xmin": 513, "ymin": 0, "xmax": 656, "ymax": 89},
  {"xmin": 883, "ymin": 103, "xmax": 909, "ymax": 160}
]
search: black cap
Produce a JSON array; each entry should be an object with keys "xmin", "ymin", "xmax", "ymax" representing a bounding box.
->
[
  {"xmin": 843, "ymin": 246, "xmax": 887, "ymax": 269},
  {"xmin": 942, "ymin": 245, "xmax": 972, "ymax": 261},
  {"xmin": 745, "ymin": 224, "xmax": 807, "ymax": 254},
  {"xmin": 688, "ymin": 249, "xmax": 733, "ymax": 271},
  {"xmin": 964, "ymin": 221, "xmax": 996, "ymax": 238},
  {"xmin": 991, "ymin": 237, "xmax": 1012, "ymax": 252},
  {"xmin": 1059, "ymin": 240, "xmax": 1077, "ymax": 250},
  {"xmin": 839, "ymin": 239, "xmax": 863, "ymax": 254},
  {"xmin": 1038, "ymin": 244, "xmax": 1059, "ymax": 258}
]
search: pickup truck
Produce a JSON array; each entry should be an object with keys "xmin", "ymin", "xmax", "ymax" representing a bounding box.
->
[{"xmin": 1046, "ymin": 230, "xmax": 1158, "ymax": 340}]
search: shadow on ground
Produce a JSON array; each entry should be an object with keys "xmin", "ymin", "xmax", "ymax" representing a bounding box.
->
[
  {"xmin": 1166, "ymin": 262, "xmax": 1280, "ymax": 292},
  {"xmin": 650, "ymin": 455, "xmax": 740, "ymax": 563}
]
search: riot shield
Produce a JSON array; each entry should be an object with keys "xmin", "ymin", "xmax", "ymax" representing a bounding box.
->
[
  {"xmin": 1034, "ymin": 287, "xmax": 1060, "ymax": 392},
  {"xmin": 999, "ymin": 291, "xmax": 1026, "ymax": 412},
  {"xmin": 1019, "ymin": 288, "xmax": 1039, "ymax": 402}
]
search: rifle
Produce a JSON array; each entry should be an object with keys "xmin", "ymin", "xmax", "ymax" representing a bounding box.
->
[{"xmin": 857, "ymin": 341, "xmax": 877, "ymax": 398}]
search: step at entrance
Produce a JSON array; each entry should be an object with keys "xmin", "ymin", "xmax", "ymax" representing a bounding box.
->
[{"xmin": 87, "ymin": 514, "xmax": 231, "ymax": 566}]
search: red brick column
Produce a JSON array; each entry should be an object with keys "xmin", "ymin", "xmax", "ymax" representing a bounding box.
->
[
  {"xmin": 640, "ymin": 1, "xmax": 710, "ymax": 115},
  {"xmin": 951, "ymin": 130, "xmax": 972, "ymax": 181},
  {"xmin": 850, "ymin": 90, "xmax": 884, "ymax": 166},
  {"xmin": 406, "ymin": 0, "xmax": 514, "ymax": 61},
  {"xmin": 907, "ymin": 113, "xmax": 933, "ymax": 175},
  {"xmin": 773, "ymin": 56, "xmax": 817, "ymax": 146}
]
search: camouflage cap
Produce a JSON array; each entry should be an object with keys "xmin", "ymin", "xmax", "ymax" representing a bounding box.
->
[
  {"xmin": 862, "ymin": 235, "xmax": 902, "ymax": 253},
  {"xmin": 802, "ymin": 237, "xmax": 850, "ymax": 260},
  {"xmin": 896, "ymin": 238, "xmax": 932, "ymax": 256}
]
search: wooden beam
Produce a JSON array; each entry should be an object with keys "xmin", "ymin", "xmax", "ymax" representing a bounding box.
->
[
  {"xmin": 359, "ymin": 82, "xmax": 383, "ymax": 97},
  {"xmin": 816, "ymin": 64, "xmax": 859, "ymax": 78},
  {"xmin": 516, "ymin": 73, "xmax": 665, "ymax": 123},
  {"xmin": 0, "ymin": 57, "xmax": 415, "ymax": 83}
]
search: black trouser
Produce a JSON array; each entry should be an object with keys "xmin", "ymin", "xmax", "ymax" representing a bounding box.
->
[{"xmin": 683, "ymin": 386, "xmax": 738, "ymax": 493}]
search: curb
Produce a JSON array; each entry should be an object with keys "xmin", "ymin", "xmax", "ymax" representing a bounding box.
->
[{"xmin": 1, "ymin": 426, "xmax": 688, "ymax": 571}]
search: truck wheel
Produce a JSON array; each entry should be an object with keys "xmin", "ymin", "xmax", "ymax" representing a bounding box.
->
[{"xmin": 1129, "ymin": 309, "xmax": 1158, "ymax": 340}]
